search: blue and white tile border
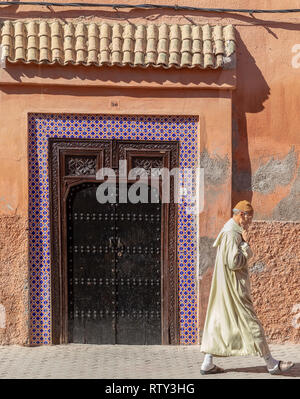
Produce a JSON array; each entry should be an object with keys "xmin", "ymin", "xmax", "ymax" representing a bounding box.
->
[{"xmin": 28, "ymin": 113, "xmax": 199, "ymax": 345}]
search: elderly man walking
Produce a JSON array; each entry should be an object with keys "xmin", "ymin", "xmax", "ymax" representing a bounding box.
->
[{"xmin": 200, "ymin": 200, "xmax": 294, "ymax": 375}]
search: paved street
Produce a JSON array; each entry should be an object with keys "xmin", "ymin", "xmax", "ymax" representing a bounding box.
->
[{"xmin": 0, "ymin": 343, "xmax": 299, "ymax": 379}]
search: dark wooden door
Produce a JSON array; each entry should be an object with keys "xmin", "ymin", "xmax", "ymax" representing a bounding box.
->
[
  {"xmin": 49, "ymin": 138, "xmax": 180, "ymax": 345},
  {"xmin": 67, "ymin": 182, "xmax": 162, "ymax": 344}
]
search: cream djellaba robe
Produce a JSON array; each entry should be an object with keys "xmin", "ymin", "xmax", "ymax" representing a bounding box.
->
[{"xmin": 200, "ymin": 217, "xmax": 270, "ymax": 357}]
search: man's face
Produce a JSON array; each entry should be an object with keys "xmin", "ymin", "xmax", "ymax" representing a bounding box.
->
[{"xmin": 240, "ymin": 211, "xmax": 253, "ymax": 227}]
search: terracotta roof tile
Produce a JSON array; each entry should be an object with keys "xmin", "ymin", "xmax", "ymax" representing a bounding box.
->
[{"xmin": 0, "ymin": 20, "xmax": 236, "ymax": 69}]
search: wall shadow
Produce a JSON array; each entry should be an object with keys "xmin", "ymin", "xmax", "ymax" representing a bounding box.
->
[
  {"xmin": 198, "ymin": 28, "xmax": 270, "ymax": 335},
  {"xmin": 1, "ymin": 7, "xmax": 300, "ymax": 32},
  {"xmin": 231, "ymin": 29, "xmax": 270, "ymax": 210},
  {"xmin": 1, "ymin": 62, "xmax": 234, "ymax": 90}
]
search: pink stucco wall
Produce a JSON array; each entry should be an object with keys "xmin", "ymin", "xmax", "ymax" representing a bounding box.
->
[{"xmin": 0, "ymin": 0, "xmax": 299, "ymax": 344}]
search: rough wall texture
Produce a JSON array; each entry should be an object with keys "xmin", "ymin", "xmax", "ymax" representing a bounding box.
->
[
  {"xmin": 272, "ymin": 165, "xmax": 300, "ymax": 221},
  {"xmin": 248, "ymin": 221, "xmax": 300, "ymax": 344},
  {"xmin": 0, "ymin": 216, "xmax": 29, "ymax": 345},
  {"xmin": 251, "ymin": 147, "xmax": 297, "ymax": 195}
]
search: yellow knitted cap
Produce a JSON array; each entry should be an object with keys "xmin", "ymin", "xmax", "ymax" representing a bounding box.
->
[{"xmin": 233, "ymin": 200, "xmax": 254, "ymax": 213}]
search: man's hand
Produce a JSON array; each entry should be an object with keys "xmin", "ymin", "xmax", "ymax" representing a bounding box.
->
[
  {"xmin": 241, "ymin": 221, "xmax": 249, "ymax": 242},
  {"xmin": 241, "ymin": 221, "xmax": 250, "ymax": 242},
  {"xmin": 241, "ymin": 229, "xmax": 249, "ymax": 243}
]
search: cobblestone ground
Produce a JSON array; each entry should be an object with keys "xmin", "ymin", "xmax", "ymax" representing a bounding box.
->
[{"xmin": 0, "ymin": 344, "xmax": 299, "ymax": 379}]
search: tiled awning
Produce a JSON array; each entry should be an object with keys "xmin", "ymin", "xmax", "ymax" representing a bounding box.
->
[{"xmin": 0, "ymin": 20, "xmax": 236, "ymax": 69}]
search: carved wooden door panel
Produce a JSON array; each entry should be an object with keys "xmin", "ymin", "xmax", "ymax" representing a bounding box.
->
[
  {"xmin": 114, "ymin": 183, "xmax": 161, "ymax": 344},
  {"xmin": 67, "ymin": 182, "xmax": 116, "ymax": 344},
  {"xmin": 66, "ymin": 182, "xmax": 162, "ymax": 344}
]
